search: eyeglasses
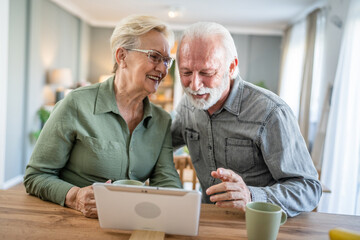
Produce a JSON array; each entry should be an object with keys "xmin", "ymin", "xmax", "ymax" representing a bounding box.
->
[{"xmin": 126, "ymin": 48, "xmax": 174, "ymax": 69}]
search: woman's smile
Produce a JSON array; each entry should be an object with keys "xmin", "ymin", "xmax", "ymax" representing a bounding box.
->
[{"xmin": 146, "ymin": 74, "xmax": 162, "ymax": 82}]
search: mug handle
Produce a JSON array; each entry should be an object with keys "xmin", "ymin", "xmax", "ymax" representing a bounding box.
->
[{"xmin": 280, "ymin": 210, "xmax": 287, "ymax": 225}]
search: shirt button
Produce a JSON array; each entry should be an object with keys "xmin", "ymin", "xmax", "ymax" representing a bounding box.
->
[{"xmin": 208, "ymin": 146, "xmax": 212, "ymax": 150}]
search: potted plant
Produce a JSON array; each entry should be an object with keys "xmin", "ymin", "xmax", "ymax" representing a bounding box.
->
[{"xmin": 30, "ymin": 107, "xmax": 51, "ymax": 142}]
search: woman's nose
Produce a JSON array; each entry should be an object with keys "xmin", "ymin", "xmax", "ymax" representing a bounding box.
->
[{"xmin": 155, "ymin": 61, "xmax": 168, "ymax": 75}]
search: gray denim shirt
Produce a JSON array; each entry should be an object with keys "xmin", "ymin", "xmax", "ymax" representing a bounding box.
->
[{"xmin": 171, "ymin": 76, "xmax": 322, "ymax": 217}]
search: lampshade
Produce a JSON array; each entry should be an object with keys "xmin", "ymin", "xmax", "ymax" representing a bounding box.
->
[
  {"xmin": 49, "ymin": 68, "xmax": 73, "ymax": 88},
  {"xmin": 98, "ymin": 74, "xmax": 113, "ymax": 83}
]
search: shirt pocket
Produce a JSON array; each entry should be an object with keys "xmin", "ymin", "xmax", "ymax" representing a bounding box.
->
[
  {"xmin": 79, "ymin": 135, "xmax": 122, "ymax": 152},
  {"xmin": 73, "ymin": 134, "xmax": 126, "ymax": 179},
  {"xmin": 185, "ymin": 128, "xmax": 200, "ymax": 163},
  {"xmin": 225, "ymin": 138, "xmax": 255, "ymax": 173}
]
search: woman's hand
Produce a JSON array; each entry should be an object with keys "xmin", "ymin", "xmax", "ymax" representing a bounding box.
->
[{"xmin": 65, "ymin": 186, "xmax": 97, "ymax": 218}]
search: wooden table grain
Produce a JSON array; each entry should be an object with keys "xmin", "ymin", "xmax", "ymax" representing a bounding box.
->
[{"xmin": 0, "ymin": 189, "xmax": 359, "ymax": 239}]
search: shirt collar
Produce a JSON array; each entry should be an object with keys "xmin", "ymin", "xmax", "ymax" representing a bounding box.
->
[
  {"xmin": 94, "ymin": 75, "xmax": 119, "ymax": 115},
  {"xmin": 142, "ymin": 97, "xmax": 153, "ymax": 128},
  {"xmin": 221, "ymin": 76, "xmax": 244, "ymax": 116},
  {"xmin": 94, "ymin": 76, "xmax": 153, "ymax": 128}
]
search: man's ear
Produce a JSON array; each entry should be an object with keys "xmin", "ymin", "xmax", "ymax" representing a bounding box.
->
[
  {"xmin": 116, "ymin": 47, "xmax": 127, "ymax": 68},
  {"xmin": 229, "ymin": 58, "xmax": 238, "ymax": 76}
]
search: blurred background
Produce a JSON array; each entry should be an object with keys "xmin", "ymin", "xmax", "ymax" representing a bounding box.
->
[{"xmin": 1, "ymin": 0, "xmax": 359, "ymax": 216}]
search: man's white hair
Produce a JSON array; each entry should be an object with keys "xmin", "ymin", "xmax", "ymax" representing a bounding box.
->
[{"xmin": 177, "ymin": 22, "xmax": 239, "ymax": 79}]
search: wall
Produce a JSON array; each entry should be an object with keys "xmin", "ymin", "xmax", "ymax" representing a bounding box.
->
[
  {"xmin": 78, "ymin": 21, "xmax": 90, "ymax": 83},
  {"xmin": 232, "ymin": 34, "xmax": 250, "ymax": 82},
  {"xmin": 5, "ymin": 0, "xmax": 28, "ymax": 186},
  {"xmin": 88, "ymin": 27, "xmax": 114, "ymax": 83},
  {"xmin": 246, "ymin": 36, "xmax": 281, "ymax": 93},
  {"xmin": 232, "ymin": 34, "xmax": 281, "ymax": 93},
  {"xmin": 1, "ymin": 0, "xmax": 90, "ymax": 188},
  {"xmin": 0, "ymin": 0, "xmax": 10, "ymax": 188}
]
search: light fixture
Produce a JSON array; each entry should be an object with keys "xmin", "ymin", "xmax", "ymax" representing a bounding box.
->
[{"xmin": 168, "ymin": 6, "xmax": 183, "ymax": 18}]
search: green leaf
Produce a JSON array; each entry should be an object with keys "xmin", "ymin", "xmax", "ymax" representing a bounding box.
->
[
  {"xmin": 254, "ymin": 81, "xmax": 268, "ymax": 89},
  {"xmin": 38, "ymin": 107, "xmax": 51, "ymax": 124}
]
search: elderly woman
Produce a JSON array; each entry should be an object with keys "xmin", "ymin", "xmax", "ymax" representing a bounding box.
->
[{"xmin": 24, "ymin": 15, "xmax": 181, "ymax": 218}]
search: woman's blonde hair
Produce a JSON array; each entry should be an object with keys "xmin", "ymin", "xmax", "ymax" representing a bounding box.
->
[{"xmin": 110, "ymin": 15, "xmax": 174, "ymax": 73}]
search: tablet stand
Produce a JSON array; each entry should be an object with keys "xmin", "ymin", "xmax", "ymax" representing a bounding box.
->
[{"xmin": 129, "ymin": 230, "xmax": 165, "ymax": 240}]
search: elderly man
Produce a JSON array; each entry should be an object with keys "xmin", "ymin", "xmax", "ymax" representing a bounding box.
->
[{"xmin": 171, "ymin": 22, "xmax": 322, "ymax": 217}]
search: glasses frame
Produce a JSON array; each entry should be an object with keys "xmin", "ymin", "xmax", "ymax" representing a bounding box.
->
[{"xmin": 126, "ymin": 48, "xmax": 174, "ymax": 69}]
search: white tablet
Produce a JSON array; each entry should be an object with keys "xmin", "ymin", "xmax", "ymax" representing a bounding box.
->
[{"xmin": 93, "ymin": 183, "xmax": 202, "ymax": 236}]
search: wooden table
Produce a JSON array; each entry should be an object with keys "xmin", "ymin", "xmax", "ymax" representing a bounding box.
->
[{"xmin": 1, "ymin": 189, "xmax": 359, "ymax": 239}]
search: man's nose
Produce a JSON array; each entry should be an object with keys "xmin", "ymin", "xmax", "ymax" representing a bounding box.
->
[{"xmin": 189, "ymin": 74, "xmax": 203, "ymax": 91}]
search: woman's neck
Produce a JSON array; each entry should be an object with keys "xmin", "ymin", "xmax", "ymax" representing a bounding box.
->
[{"xmin": 113, "ymin": 75, "xmax": 146, "ymax": 133}]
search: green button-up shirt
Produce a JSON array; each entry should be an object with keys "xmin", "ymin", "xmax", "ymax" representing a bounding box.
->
[{"xmin": 24, "ymin": 77, "xmax": 181, "ymax": 206}]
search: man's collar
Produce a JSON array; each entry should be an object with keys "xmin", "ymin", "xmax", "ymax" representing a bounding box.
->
[{"xmin": 222, "ymin": 76, "xmax": 244, "ymax": 116}]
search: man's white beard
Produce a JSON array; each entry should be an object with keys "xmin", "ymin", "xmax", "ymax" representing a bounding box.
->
[{"xmin": 184, "ymin": 71, "xmax": 229, "ymax": 110}]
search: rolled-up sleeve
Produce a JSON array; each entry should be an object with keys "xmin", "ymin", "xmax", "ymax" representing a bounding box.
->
[{"xmin": 249, "ymin": 106, "xmax": 322, "ymax": 217}]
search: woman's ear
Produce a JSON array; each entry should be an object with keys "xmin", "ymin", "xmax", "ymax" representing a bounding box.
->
[{"xmin": 116, "ymin": 48, "xmax": 127, "ymax": 68}]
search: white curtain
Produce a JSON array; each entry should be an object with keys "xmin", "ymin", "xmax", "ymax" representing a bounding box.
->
[
  {"xmin": 298, "ymin": 9, "xmax": 326, "ymax": 146},
  {"xmin": 279, "ymin": 10, "xmax": 326, "ymax": 148},
  {"xmin": 278, "ymin": 19, "xmax": 306, "ymax": 119},
  {"xmin": 305, "ymin": 10, "xmax": 326, "ymax": 150},
  {"xmin": 317, "ymin": 0, "xmax": 360, "ymax": 215}
]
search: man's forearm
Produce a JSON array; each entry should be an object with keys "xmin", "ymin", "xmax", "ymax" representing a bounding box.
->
[{"xmin": 248, "ymin": 178, "xmax": 322, "ymax": 217}]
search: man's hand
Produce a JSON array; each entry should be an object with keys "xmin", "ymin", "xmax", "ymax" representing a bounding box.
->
[
  {"xmin": 206, "ymin": 168, "xmax": 252, "ymax": 211},
  {"xmin": 65, "ymin": 185, "xmax": 97, "ymax": 218}
]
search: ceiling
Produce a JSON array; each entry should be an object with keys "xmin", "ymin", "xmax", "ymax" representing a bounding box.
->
[{"xmin": 51, "ymin": 0, "xmax": 326, "ymax": 35}]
